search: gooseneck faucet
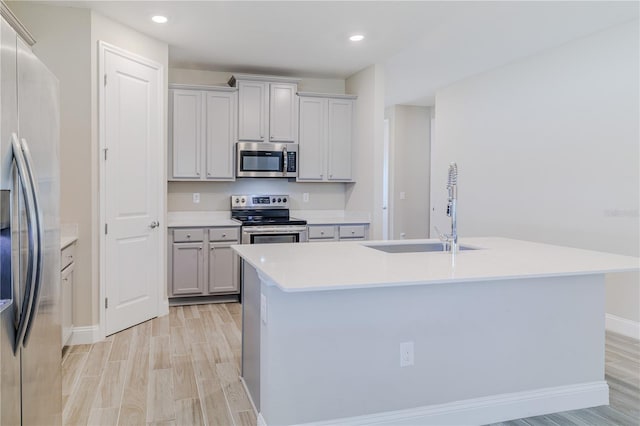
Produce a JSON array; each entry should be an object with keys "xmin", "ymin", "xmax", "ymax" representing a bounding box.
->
[{"xmin": 436, "ymin": 163, "xmax": 458, "ymax": 253}]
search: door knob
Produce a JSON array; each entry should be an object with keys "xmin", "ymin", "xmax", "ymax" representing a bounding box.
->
[{"xmin": 150, "ymin": 221, "xmax": 160, "ymax": 229}]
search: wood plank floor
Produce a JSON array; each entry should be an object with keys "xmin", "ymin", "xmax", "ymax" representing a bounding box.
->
[
  {"xmin": 63, "ymin": 304, "xmax": 639, "ymax": 426},
  {"xmin": 62, "ymin": 303, "xmax": 253, "ymax": 426}
]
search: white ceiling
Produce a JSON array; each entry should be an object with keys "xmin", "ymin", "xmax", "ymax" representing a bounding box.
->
[{"xmin": 46, "ymin": 1, "xmax": 638, "ymax": 106}]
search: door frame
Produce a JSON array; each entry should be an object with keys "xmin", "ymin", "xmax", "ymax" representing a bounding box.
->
[{"xmin": 97, "ymin": 41, "xmax": 167, "ymax": 340}]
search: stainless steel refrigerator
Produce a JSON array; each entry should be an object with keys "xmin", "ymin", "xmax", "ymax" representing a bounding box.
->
[{"xmin": 0, "ymin": 9, "xmax": 62, "ymax": 426}]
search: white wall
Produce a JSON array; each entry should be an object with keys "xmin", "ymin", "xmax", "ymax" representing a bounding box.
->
[
  {"xmin": 9, "ymin": 2, "xmax": 169, "ymax": 329},
  {"xmin": 386, "ymin": 105, "xmax": 431, "ymax": 239},
  {"xmin": 167, "ymin": 68, "xmax": 348, "ymax": 212},
  {"xmin": 432, "ymin": 21, "xmax": 639, "ymax": 328},
  {"xmin": 345, "ymin": 64, "xmax": 386, "ymax": 238}
]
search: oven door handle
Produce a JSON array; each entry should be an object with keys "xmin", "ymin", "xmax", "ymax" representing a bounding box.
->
[{"xmin": 243, "ymin": 226, "xmax": 307, "ymax": 234}]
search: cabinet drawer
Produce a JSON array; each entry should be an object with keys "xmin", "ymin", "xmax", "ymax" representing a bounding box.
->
[
  {"xmin": 61, "ymin": 244, "xmax": 75, "ymax": 271},
  {"xmin": 173, "ymin": 229, "xmax": 204, "ymax": 242},
  {"xmin": 209, "ymin": 227, "xmax": 239, "ymax": 242},
  {"xmin": 339, "ymin": 225, "xmax": 366, "ymax": 239},
  {"xmin": 308, "ymin": 225, "xmax": 335, "ymax": 239}
]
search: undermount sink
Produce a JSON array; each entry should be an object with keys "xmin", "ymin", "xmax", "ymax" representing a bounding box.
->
[{"xmin": 364, "ymin": 242, "xmax": 477, "ymax": 254}]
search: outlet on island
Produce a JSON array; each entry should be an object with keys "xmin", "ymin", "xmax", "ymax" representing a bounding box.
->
[{"xmin": 400, "ymin": 341, "xmax": 414, "ymax": 367}]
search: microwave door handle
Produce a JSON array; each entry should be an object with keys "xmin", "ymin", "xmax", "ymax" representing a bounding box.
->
[
  {"xmin": 20, "ymin": 138, "xmax": 44, "ymax": 346},
  {"xmin": 282, "ymin": 146, "xmax": 287, "ymax": 177},
  {"xmin": 11, "ymin": 134, "xmax": 38, "ymax": 353}
]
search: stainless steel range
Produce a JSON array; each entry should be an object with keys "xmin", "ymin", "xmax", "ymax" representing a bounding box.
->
[{"xmin": 231, "ymin": 194, "xmax": 308, "ymax": 244}]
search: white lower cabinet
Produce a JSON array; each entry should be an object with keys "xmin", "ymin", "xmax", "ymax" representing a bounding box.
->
[
  {"xmin": 169, "ymin": 226, "xmax": 240, "ymax": 300},
  {"xmin": 61, "ymin": 242, "xmax": 76, "ymax": 347},
  {"xmin": 308, "ymin": 224, "xmax": 369, "ymax": 242}
]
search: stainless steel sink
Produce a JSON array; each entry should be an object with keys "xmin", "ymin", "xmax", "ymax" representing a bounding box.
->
[{"xmin": 364, "ymin": 242, "xmax": 477, "ymax": 253}]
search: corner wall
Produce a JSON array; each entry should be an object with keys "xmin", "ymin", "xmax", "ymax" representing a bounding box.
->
[
  {"xmin": 345, "ymin": 64, "xmax": 385, "ymax": 239},
  {"xmin": 432, "ymin": 20, "xmax": 640, "ymax": 335},
  {"xmin": 385, "ymin": 105, "xmax": 431, "ymax": 239}
]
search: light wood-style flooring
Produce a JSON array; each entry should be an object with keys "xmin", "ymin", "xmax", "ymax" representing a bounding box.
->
[
  {"xmin": 62, "ymin": 303, "xmax": 253, "ymax": 426},
  {"xmin": 63, "ymin": 304, "xmax": 639, "ymax": 426}
]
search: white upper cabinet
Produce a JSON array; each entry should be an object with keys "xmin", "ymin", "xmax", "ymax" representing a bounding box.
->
[
  {"xmin": 269, "ymin": 83, "xmax": 298, "ymax": 142},
  {"xmin": 169, "ymin": 85, "xmax": 237, "ymax": 181},
  {"xmin": 327, "ymin": 98, "xmax": 353, "ymax": 181},
  {"xmin": 298, "ymin": 93, "xmax": 356, "ymax": 182},
  {"xmin": 205, "ymin": 91, "xmax": 237, "ymax": 179},
  {"xmin": 237, "ymin": 81, "xmax": 268, "ymax": 141},
  {"xmin": 231, "ymin": 74, "xmax": 300, "ymax": 144},
  {"xmin": 298, "ymin": 96, "xmax": 326, "ymax": 180},
  {"xmin": 171, "ymin": 89, "xmax": 202, "ymax": 178}
]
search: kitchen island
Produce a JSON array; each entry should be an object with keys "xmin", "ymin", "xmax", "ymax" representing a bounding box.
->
[{"xmin": 233, "ymin": 237, "xmax": 639, "ymax": 426}]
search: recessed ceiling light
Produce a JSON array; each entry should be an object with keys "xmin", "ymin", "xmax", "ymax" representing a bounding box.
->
[
  {"xmin": 151, "ymin": 15, "xmax": 168, "ymax": 24},
  {"xmin": 349, "ymin": 34, "xmax": 365, "ymax": 42}
]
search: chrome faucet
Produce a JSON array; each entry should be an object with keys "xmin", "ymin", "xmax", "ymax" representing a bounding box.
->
[{"xmin": 436, "ymin": 163, "xmax": 458, "ymax": 253}]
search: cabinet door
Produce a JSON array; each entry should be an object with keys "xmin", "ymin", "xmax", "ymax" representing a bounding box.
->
[
  {"xmin": 238, "ymin": 81, "xmax": 267, "ymax": 141},
  {"xmin": 298, "ymin": 97, "xmax": 326, "ymax": 181},
  {"xmin": 61, "ymin": 264, "xmax": 74, "ymax": 346},
  {"xmin": 327, "ymin": 99, "xmax": 353, "ymax": 181},
  {"xmin": 205, "ymin": 91, "xmax": 237, "ymax": 180},
  {"xmin": 171, "ymin": 242, "xmax": 205, "ymax": 295},
  {"xmin": 208, "ymin": 243, "xmax": 239, "ymax": 293},
  {"xmin": 269, "ymin": 83, "xmax": 298, "ymax": 143},
  {"xmin": 171, "ymin": 90, "xmax": 202, "ymax": 178}
]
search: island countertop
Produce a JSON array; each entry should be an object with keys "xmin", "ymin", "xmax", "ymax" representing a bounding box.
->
[{"xmin": 232, "ymin": 237, "xmax": 639, "ymax": 292}]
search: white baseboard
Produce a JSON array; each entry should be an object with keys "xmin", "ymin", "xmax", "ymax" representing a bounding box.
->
[
  {"xmin": 606, "ymin": 314, "xmax": 640, "ymax": 340},
  {"xmin": 67, "ymin": 325, "xmax": 103, "ymax": 345},
  {"xmin": 159, "ymin": 297, "xmax": 169, "ymax": 316},
  {"xmin": 258, "ymin": 381, "xmax": 608, "ymax": 426}
]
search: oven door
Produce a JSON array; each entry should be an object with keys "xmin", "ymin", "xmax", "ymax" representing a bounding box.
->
[{"xmin": 242, "ymin": 225, "xmax": 308, "ymax": 244}]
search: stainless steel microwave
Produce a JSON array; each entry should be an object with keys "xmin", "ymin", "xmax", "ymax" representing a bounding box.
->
[{"xmin": 236, "ymin": 142, "xmax": 298, "ymax": 178}]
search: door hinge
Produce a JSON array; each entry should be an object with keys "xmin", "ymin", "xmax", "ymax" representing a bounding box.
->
[
  {"xmin": 104, "ymin": 74, "xmax": 107, "ymax": 86},
  {"xmin": 104, "ymin": 223, "xmax": 108, "ymax": 235},
  {"xmin": 103, "ymin": 148, "xmax": 108, "ymax": 160},
  {"xmin": 105, "ymin": 298, "xmax": 108, "ymax": 309}
]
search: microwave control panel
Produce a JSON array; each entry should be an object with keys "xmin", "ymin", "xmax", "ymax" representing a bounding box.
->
[{"xmin": 286, "ymin": 152, "xmax": 297, "ymax": 172}]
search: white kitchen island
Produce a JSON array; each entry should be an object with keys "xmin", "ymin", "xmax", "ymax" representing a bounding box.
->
[{"xmin": 233, "ymin": 237, "xmax": 639, "ymax": 426}]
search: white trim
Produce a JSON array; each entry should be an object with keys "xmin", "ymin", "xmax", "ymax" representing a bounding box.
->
[
  {"xmin": 297, "ymin": 91, "xmax": 357, "ymax": 100},
  {"xmin": 257, "ymin": 413, "xmax": 268, "ymax": 426},
  {"xmin": 98, "ymin": 40, "xmax": 165, "ymax": 339},
  {"xmin": 606, "ymin": 314, "xmax": 640, "ymax": 340},
  {"xmin": 228, "ymin": 73, "xmax": 301, "ymax": 86},
  {"xmin": 239, "ymin": 376, "xmax": 259, "ymax": 416},
  {"xmin": 258, "ymin": 382, "xmax": 608, "ymax": 426},
  {"xmin": 1, "ymin": 1, "xmax": 36, "ymax": 45},
  {"xmin": 169, "ymin": 83, "xmax": 237, "ymax": 92},
  {"xmin": 67, "ymin": 325, "xmax": 103, "ymax": 345},
  {"xmin": 159, "ymin": 297, "xmax": 169, "ymax": 317}
]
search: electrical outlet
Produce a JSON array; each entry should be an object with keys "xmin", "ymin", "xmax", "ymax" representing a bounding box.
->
[
  {"xmin": 400, "ymin": 341, "xmax": 414, "ymax": 367},
  {"xmin": 303, "ymin": 192, "xmax": 309, "ymax": 203},
  {"xmin": 193, "ymin": 193, "xmax": 200, "ymax": 204}
]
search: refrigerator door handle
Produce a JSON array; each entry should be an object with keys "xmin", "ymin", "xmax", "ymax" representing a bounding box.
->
[
  {"xmin": 19, "ymin": 138, "xmax": 44, "ymax": 346},
  {"xmin": 11, "ymin": 134, "xmax": 38, "ymax": 353}
]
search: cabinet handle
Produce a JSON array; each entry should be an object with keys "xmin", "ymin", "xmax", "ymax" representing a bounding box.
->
[
  {"xmin": 351, "ymin": 231, "xmax": 355, "ymax": 234},
  {"xmin": 320, "ymin": 231, "xmax": 324, "ymax": 235},
  {"xmin": 320, "ymin": 174, "xmax": 323, "ymax": 178},
  {"xmin": 207, "ymin": 172, "xmax": 211, "ymax": 176},
  {"xmin": 222, "ymin": 233, "xmax": 226, "ymax": 237},
  {"xmin": 199, "ymin": 247, "xmax": 202, "ymax": 251},
  {"xmin": 63, "ymin": 278, "xmax": 68, "ymax": 282},
  {"xmin": 196, "ymin": 172, "xmax": 200, "ymax": 176},
  {"xmin": 186, "ymin": 234, "xmax": 191, "ymax": 238},
  {"xmin": 330, "ymin": 174, "xmax": 333, "ymax": 179}
]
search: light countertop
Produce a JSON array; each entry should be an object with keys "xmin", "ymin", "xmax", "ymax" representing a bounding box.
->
[
  {"xmin": 232, "ymin": 237, "xmax": 640, "ymax": 293},
  {"xmin": 167, "ymin": 211, "xmax": 240, "ymax": 228}
]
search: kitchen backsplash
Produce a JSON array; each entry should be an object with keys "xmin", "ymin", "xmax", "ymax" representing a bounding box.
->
[{"xmin": 168, "ymin": 181, "xmax": 347, "ymax": 211}]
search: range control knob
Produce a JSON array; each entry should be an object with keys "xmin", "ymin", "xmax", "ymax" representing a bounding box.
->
[
  {"xmin": 277, "ymin": 198, "xmax": 282, "ymax": 203},
  {"xmin": 283, "ymin": 198, "xmax": 287, "ymax": 203},
  {"xmin": 272, "ymin": 198, "xmax": 276, "ymax": 203}
]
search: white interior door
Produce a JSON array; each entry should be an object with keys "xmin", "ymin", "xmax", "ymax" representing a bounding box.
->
[{"xmin": 101, "ymin": 43, "xmax": 162, "ymax": 336}]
